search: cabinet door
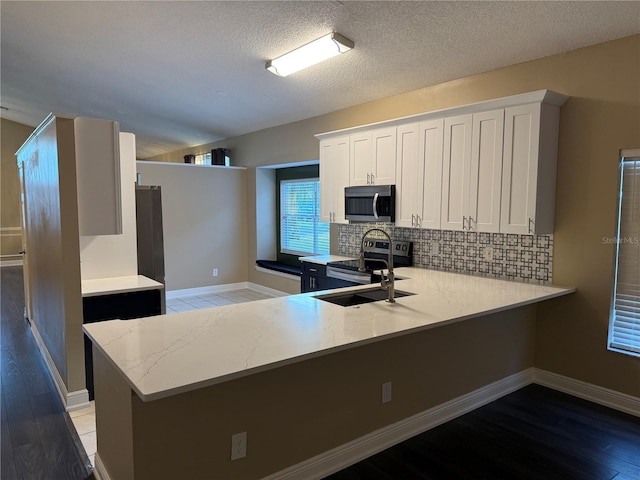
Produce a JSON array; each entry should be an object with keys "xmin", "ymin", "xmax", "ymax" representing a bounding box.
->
[
  {"xmin": 371, "ymin": 127, "xmax": 397, "ymax": 185},
  {"xmin": 333, "ymin": 138, "xmax": 350, "ymax": 224},
  {"xmin": 468, "ymin": 110, "xmax": 504, "ymax": 233},
  {"xmin": 395, "ymin": 123, "xmax": 421, "ymax": 227},
  {"xmin": 350, "ymin": 132, "xmax": 371, "ymax": 186},
  {"xmin": 319, "ymin": 139, "xmax": 334, "ymax": 223},
  {"xmin": 74, "ymin": 117, "xmax": 122, "ymax": 235},
  {"xmin": 441, "ymin": 114, "xmax": 473, "ymax": 231},
  {"xmin": 501, "ymin": 104, "xmax": 540, "ymax": 234},
  {"xmin": 320, "ymin": 136, "xmax": 349, "ymax": 223},
  {"xmin": 419, "ymin": 119, "xmax": 444, "ymax": 229}
]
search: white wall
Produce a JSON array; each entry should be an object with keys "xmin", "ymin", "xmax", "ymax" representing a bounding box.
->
[{"xmin": 79, "ymin": 132, "xmax": 138, "ymax": 280}]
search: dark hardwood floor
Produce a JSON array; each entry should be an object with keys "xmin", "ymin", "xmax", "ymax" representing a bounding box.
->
[
  {"xmin": 2, "ymin": 265, "xmax": 639, "ymax": 480},
  {"xmin": 1, "ymin": 266, "xmax": 93, "ymax": 480},
  {"xmin": 324, "ymin": 384, "xmax": 640, "ymax": 480}
]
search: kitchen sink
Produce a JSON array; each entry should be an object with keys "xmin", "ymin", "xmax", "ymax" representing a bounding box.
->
[{"xmin": 316, "ymin": 288, "xmax": 415, "ymax": 307}]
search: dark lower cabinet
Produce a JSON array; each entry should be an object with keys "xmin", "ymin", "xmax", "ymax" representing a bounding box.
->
[
  {"xmin": 83, "ymin": 288, "xmax": 162, "ymax": 400},
  {"xmin": 301, "ymin": 262, "xmax": 356, "ymax": 293}
]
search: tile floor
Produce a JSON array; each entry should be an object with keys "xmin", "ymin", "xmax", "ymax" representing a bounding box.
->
[{"xmin": 71, "ymin": 287, "xmax": 275, "ymax": 467}]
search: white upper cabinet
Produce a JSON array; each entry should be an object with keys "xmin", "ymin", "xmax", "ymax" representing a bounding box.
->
[
  {"xmin": 501, "ymin": 102, "xmax": 560, "ymax": 235},
  {"xmin": 319, "ymin": 135, "xmax": 349, "ymax": 224},
  {"xmin": 441, "ymin": 114, "xmax": 473, "ymax": 231},
  {"xmin": 441, "ymin": 110, "xmax": 504, "ymax": 233},
  {"xmin": 468, "ymin": 109, "xmax": 504, "ymax": 233},
  {"xmin": 395, "ymin": 120, "xmax": 444, "ymax": 228},
  {"xmin": 350, "ymin": 127, "xmax": 396, "ymax": 186},
  {"xmin": 74, "ymin": 117, "xmax": 122, "ymax": 236},
  {"xmin": 316, "ymin": 90, "xmax": 568, "ymax": 235}
]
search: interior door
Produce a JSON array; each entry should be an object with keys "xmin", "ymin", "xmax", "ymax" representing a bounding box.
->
[{"xmin": 18, "ymin": 161, "xmax": 32, "ymax": 320}]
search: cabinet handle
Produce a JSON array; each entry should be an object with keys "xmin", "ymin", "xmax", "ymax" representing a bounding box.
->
[
  {"xmin": 462, "ymin": 216, "xmax": 467, "ymax": 230},
  {"xmin": 416, "ymin": 214, "xmax": 421, "ymax": 227},
  {"xmin": 468, "ymin": 216, "xmax": 473, "ymax": 231},
  {"xmin": 528, "ymin": 218, "xmax": 534, "ymax": 234},
  {"xmin": 411, "ymin": 214, "xmax": 415, "ymax": 227},
  {"xmin": 370, "ymin": 173, "xmax": 375, "ymax": 185}
]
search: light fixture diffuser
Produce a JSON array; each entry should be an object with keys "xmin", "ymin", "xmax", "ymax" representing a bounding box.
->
[{"xmin": 266, "ymin": 32, "xmax": 354, "ymax": 77}]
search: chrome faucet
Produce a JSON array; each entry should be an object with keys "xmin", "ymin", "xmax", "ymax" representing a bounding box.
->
[{"xmin": 358, "ymin": 228, "xmax": 395, "ymax": 303}]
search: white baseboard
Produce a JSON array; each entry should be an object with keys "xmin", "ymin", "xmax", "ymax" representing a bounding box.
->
[
  {"xmin": 0, "ymin": 259, "xmax": 23, "ymax": 267},
  {"xmin": 265, "ymin": 369, "xmax": 534, "ymax": 480},
  {"xmin": 92, "ymin": 453, "xmax": 111, "ymax": 480},
  {"xmin": 28, "ymin": 319, "xmax": 90, "ymax": 412},
  {"xmin": 247, "ymin": 282, "xmax": 289, "ymax": 298},
  {"xmin": 166, "ymin": 281, "xmax": 288, "ymax": 300},
  {"xmin": 533, "ymin": 368, "xmax": 640, "ymax": 417}
]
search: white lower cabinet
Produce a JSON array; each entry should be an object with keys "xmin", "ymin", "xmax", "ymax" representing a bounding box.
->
[
  {"xmin": 396, "ymin": 120, "xmax": 444, "ymax": 228},
  {"xmin": 319, "ymin": 136, "xmax": 349, "ymax": 223},
  {"xmin": 501, "ymin": 103, "xmax": 560, "ymax": 235}
]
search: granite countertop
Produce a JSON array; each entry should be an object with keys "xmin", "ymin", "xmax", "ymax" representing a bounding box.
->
[
  {"xmin": 83, "ymin": 268, "xmax": 574, "ymax": 402},
  {"xmin": 81, "ymin": 275, "xmax": 164, "ymax": 297}
]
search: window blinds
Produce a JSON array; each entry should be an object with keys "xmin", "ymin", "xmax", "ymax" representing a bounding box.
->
[
  {"xmin": 280, "ymin": 179, "xmax": 329, "ymax": 256},
  {"xmin": 609, "ymin": 152, "xmax": 640, "ymax": 357}
]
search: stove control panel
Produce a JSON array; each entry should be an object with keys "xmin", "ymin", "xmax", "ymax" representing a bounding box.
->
[{"xmin": 362, "ymin": 237, "xmax": 412, "ymax": 258}]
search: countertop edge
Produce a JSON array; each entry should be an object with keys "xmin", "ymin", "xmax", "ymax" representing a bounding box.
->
[{"xmin": 86, "ymin": 284, "xmax": 575, "ymax": 403}]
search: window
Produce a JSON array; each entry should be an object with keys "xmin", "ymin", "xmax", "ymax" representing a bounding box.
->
[
  {"xmin": 280, "ymin": 178, "xmax": 329, "ymax": 256},
  {"xmin": 609, "ymin": 149, "xmax": 640, "ymax": 357},
  {"xmin": 275, "ymin": 165, "xmax": 329, "ymax": 265}
]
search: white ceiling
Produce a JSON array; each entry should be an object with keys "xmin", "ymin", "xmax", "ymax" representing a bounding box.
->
[{"xmin": 2, "ymin": 1, "xmax": 639, "ymax": 159}]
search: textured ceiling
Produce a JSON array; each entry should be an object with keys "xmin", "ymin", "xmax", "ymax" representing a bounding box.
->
[{"xmin": 1, "ymin": 1, "xmax": 639, "ymax": 158}]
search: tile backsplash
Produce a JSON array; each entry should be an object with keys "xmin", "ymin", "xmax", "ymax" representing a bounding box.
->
[{"xmin": 337, "ymin": 223, "xmax": 553, "ymax": 283}]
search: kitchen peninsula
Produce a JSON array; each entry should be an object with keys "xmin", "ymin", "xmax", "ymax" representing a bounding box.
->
[{"xmin": 84, "ymin": 268, "xmax": 573, "ymax": 480}]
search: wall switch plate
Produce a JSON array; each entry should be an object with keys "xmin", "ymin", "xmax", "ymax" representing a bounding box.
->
[
  {"xmin": 430, "ymin": 241, "xmax": 440, "ymax": 255},
  {"xmin": 382, "ymin": 381, "xmax": 392, "ymax": 404},
  {"xmin": 213, "ymin": 268, "xmax": 219, "ymax": 277},
  {"xmin": 231, "ymin": 431, "xmax": 247, "ymax": 460}
]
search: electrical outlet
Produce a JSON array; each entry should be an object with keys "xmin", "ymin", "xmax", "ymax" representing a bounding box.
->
[
  {"xmin": 382, "ymin": 381, "xmax": 392, "ymax": 404},
  {"xmin": 483, "ymin": 247, "xmax": 494, "ymax": 262},
  {"xmin": 231, "ymin": 431, "xmax": 247, "ymax": 460},
  {"xmin": 430, "ymin": 241, "xmax": 440, "ymax": 255},
  {"xmin": 213, "ymin": 268, "xmax": 219, "ymax": 277}
]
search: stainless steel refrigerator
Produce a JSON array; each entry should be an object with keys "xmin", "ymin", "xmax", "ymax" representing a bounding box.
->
[{"xmin": 135, "ymin": 185, "xmax": 166, "ymax": 313}]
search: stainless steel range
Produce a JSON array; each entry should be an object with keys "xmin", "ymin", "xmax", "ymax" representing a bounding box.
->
[{"xmin": 326, "ymin": 237, "xmax": 413, "ymax": 285}]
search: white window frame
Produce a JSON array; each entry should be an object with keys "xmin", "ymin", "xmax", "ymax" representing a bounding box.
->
[
  {"xmin": 279, "ymin": 177, "xmax": 329, "ymax": 257},
  {"xmin": 608, "ymin": 148, "xmax": 640, "ymax": 358}
]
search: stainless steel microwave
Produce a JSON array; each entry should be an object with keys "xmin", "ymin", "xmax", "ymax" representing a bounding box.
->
[{"xmin": 344, "ymin": 185, "xmax": 395, "ymax": 223}]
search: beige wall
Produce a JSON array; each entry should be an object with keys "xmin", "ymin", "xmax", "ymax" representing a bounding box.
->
[
  {"xmin": 95, "ymin": 306, "xmax": 536, "ymax": 480},
  {"xmin": 135, "ymin": 161, "xmax": 248, "ymax": 291},
  {"xmin": 17, "ymin": 116, "xmax": 85, "ymax": 393},
  {"xmin": 148, "ymin": 34, "xmax": 640, "ymax": 397},
  {"xmin": 1, "ymin": 118, "xmax": 33, "ymax": 258}
]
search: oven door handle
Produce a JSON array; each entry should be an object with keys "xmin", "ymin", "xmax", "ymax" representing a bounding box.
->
[
  {"xmin": 373, "ymin": 192, "xmax": 379, "ymax": 220},
  {"xmin": 326, "ymin": 268, "xmax": 372, "ymax": 284}
]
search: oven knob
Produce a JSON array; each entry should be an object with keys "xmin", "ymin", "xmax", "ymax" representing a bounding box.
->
[
  {"xmin": 396, "ymin": 244, "xmax": 400, "ymax": 250},
  {"xmin": 402, "ymin": 245, "xmax": 407, "ymax": 251}
]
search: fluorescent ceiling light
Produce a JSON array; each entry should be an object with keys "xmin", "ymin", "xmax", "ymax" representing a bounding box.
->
[{"xmin": 266, "ymin": 32, "xmax": 354, "ymax": 77}]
